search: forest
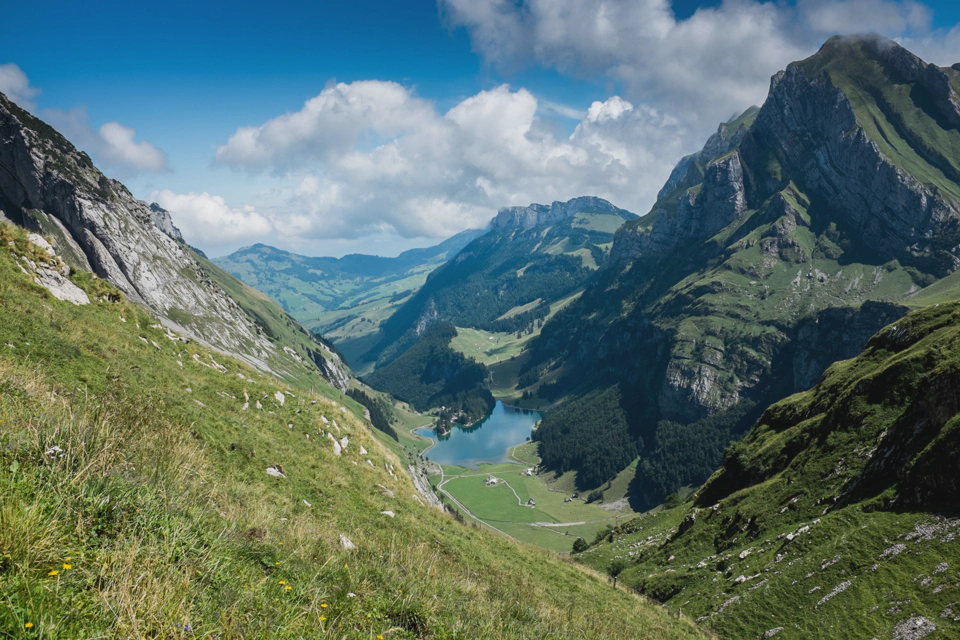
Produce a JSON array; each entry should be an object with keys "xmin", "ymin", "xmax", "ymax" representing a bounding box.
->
[
  {"xmin": 533, "ymin": 385, "xmax": 640, "ymax": 490},
  {"xmin": 364, "ymin": 321, "xmax": 495, "ymax": 423}
]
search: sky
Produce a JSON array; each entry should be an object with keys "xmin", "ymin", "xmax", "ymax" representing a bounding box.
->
[{"xmin": 2, "ymin": 0, "xmax": 960, "ymax": 258}]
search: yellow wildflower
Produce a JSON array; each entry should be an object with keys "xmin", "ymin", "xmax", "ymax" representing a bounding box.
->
[
  {"xmin": 48, "ymin": 570, "xmax": 58, "ymax": 577},
  {"xmin": 285, "ymin": 585, "xmax": 292, "ymax": 591},
  {"xmin": 65, "ymin": 557, "xmax": 72, "ymax": 561},
  {"xmin": 25, "ymin": 622, "xmax": 34, "ymax": 629},
  {"xmin": 279, "ymin": 581, "xmax": 286, "ymax": 585},
  {"xmin": 275, "ymin": 562, "xmax": 280, "ymax": 566},
  {"xmin": 320, "ymin": 603, "xmax": 328, "ymax": 608},
  {"xmin": 320, "ymin": 616, "xmax": 327, "ymax": 621},
  {"xmin": 63, "ymin": 564, "xmax": 72, "ymax": 570}
]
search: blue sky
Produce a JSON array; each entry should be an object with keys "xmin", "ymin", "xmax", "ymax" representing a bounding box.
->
[{"xmin": 3, "ymin": 0, "xmax": 960, "ymax": 257}]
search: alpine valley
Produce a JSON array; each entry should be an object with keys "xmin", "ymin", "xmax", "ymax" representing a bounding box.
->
[{"xmin": 4, "ymin": 24, "xmax": 960, "ymax": 640}]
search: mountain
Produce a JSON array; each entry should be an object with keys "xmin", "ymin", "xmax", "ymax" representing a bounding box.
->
[
  {"xmin": 575, "ymin": 300, "xmax": 960, "ymax": 639},
  {"xmin": 0, "ymin": 92, "xmax": 348, "ymax": 391},
  {"xmin": 363, "ymin": 196, "xmax": 637, "ymax": 368},
  {"xmin": 523, "ymin": 35, "xmax": 960, "ymax": 506},
  {"xmin": 213, "ymin": 229, "xmax": 483, "ymax": 370},
  {"xmin": 0, "ymin": 222, "xmax": 701, "ymax": 638}
]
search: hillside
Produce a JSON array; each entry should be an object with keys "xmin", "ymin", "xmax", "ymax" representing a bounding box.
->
[
  {"xmin": 365, "ymin": 321, "xmax": 495, "ymax": 424},
  {"xmin": 0, "ymin": 91, "xmax": 347, "ymax": 392},
  {"xmin": 0, "ymin": 222, "xmax": 702, "ymax": 638},
  {"xmin": 576, "ymin": 300, "xmax": 960, "ymax": 639},
  {"xmin": 364, "ymin": 196, "xmax": 636, "ymax": 369},
  {"xmin": 214, "ymin": 230, "xmax": 482, "ymax": 371},
  {"xmin": 522, "ymin": 35, "xmax": 960, "ymax": 506}
]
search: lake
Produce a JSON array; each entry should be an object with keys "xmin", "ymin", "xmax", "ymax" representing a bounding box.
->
[{"xmin": 415, "ymin": 401, "xmax": 542, "ymax": 468}]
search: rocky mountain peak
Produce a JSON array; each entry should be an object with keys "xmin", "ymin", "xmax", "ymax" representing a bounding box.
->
[{"xmin": 612, "ymin": 36, "xmax": 960, "ymax": 274}]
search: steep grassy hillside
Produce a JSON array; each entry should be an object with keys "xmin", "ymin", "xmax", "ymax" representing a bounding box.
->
[
  {"xmin": 0, "ymin": 224, "xmax": 702, "ymax": 638},
  {"xmin": 190, "ymin": 250, "xmax": 350, "ymax": 392},
  {"xmin": 577, "ymin": 301, "xmax": 960, "ymax": 639}
]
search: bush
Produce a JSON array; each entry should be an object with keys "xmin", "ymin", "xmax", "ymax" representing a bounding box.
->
[{"xmin": 572, "ymin": 537, "xmax": 589, "ymax": 553}]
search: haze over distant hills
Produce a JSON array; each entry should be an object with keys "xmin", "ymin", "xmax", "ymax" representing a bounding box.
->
[{"xmin": 214, "ymin": 229, "xmax": 483, "ymax": 370}]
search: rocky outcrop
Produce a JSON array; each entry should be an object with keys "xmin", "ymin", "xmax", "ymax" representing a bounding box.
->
[
  {"xmin": 16, "ymin": 233, "xmax": 90, "ymax": 305},
  {"xmin": 657, "ymin": 106, "xmax": 757, "ymax": 201},
  {"xmin": 492, "ymin": 196, "xmax": 629, "ymax": 232},
  {"xmin": 790, "ymin": 301, "xmax": 908, "ymax": 391},
  {"xmin": 149, "ymin": 202, "xmax": 184, "ymax": 243},
  {"xmin": 612, "ymin": 151, "xmax": 747, "ymax": 264}
]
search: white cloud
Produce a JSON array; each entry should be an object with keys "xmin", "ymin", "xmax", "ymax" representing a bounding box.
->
[
  {"xmin": 98, "ymin": 121, "xmax": 168, "ymax": 173},
  {"xmin": 0, "ymin": 63, "xmax": 40, "ymax": 111},
  {"xmin": 213, "ymin": 81, "xmax": 688, "ymax": 242},
  {"xmin": 198, "ymin": 1, "xmax": 960, "ymax": 252},
  {"xmin": 440, "ymin": 0, "xmax": 940, "ymax": 134},
  {"xmin": 150, "ymin": 189, "xmax": 272, "ymax": 247},
  {"xmin": 43, "ymin": 106, "xmax": 169, "ymax": 176}
]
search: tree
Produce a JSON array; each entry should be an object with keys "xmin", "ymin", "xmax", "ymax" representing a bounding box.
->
[
  {"xmin": 607, "ymin": 558, "xmax": 628, "ymax": 588},
  {"xmin": 571, "ymin": 537, "xmax": 588, "ymax": 554}
]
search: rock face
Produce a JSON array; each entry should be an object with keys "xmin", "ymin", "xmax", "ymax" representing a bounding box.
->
[
  {"xmin": 16, "ymin": 233, "xmax": 90, "ymax": 305},
  {"xmin": 492, "ymin": 196, "xmax": 624, "ymax": 232},
  {"xmin": 0, "ymin": 91, "xmax": 347, "ymax": 387},
  {"xmin": 744, "ymin": 36, "xmax": 960, "ymax": 272},
  {"xmin": 149, "ymin": 202, "xmax": 184, "ymax": 243}
]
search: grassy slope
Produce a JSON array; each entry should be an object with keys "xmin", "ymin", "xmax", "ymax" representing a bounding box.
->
[
  {"xmin": 0, "ymin": 224, "xmax": 703, "ymax": 639},
  {"xmin": 449, "ymin": 289, "xmax": 583, "ymax": 371},
  {"xmin": 577, "ymin": 301, "xmax": 960, "ymax": 639},
  {"xmin": 191, "ymin": 250, "xmax": 347, "ymax": 393}
]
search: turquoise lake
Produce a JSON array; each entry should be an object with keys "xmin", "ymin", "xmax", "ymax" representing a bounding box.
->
[{"xmin": 415, "ymin": 401, "xmax": 542, "ymax": 468}]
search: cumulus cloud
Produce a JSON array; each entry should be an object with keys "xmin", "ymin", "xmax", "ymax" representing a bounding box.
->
[
  {"xmin": 150, "ymin": 189, "xmax": 272, "ymax": 247},
  {"xmin": 209, "ymin": 0, "xmax": 958, "ymax": 248},
  {"xmin": 43, "ymin": 106, "xmax": 169, "ymax": 176},
  {"xmin": 97, "ymin": 121, "xmax": 168, "ymax": 173},
  {"xmin": 214, "ymin": 81, "xmax": 687, "ymax": 241},
  {"xmin": 0, "ymin": 63, "xmax": 40, "ymax": 111},
  {"xmin": 440, "ymin": 0, "xmax": 939, "ymax": 133}
]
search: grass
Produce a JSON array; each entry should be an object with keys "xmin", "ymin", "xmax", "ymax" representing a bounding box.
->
[
  {"xmin": 449, "ymin": 289, "xmax": 583, "ymax": 371},
  {"xmin": 434, "ymin": 454, "xmax": 640, "ymax": 555},
  {"xmin": 0, "ymin": 223, "xmax": 705, "ymax": 639}
]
